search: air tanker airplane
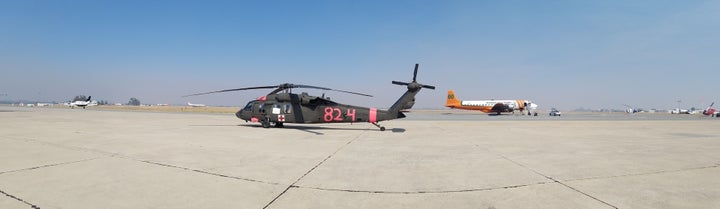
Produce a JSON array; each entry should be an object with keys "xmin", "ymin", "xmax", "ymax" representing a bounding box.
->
[{"xmin": 445, "ymin": 90, "xmax": 537, "ymax": 115}]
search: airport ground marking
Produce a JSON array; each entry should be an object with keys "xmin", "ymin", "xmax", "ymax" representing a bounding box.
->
[{"xmin": 262, "ymin": 127, "xmax": 370, "ymax": 209}]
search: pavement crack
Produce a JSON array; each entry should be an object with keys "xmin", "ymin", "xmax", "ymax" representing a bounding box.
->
[
  {"xmin": 262, "ymin": 130, "xmax": 367, "ymax": 209},
  {"xmin": 0, "ymin": 188, "xmax": 41, "ymax": 209},
  {"xmin": 0, "ymin": 158, "xmax": 101, "ymax": 175}
]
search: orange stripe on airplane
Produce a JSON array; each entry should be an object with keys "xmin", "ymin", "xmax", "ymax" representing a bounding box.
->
[{"xmin": 446, "ymin": 90, "xmax": 497, "ymax": 113}]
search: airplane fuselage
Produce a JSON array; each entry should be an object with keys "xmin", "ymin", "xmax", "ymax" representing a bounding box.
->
[{"xmin": 446, "ymin": 90, "xmax": 537, "ymax": 114}]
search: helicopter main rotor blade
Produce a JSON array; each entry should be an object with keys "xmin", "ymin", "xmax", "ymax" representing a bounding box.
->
[
  {"xmin": 183, "ymin": 85, "xmax": 280, "ymax": 97},
  {"xmin": 392, "ymin": 81, "xmax": 410, "ymax": 86},
  {"xmin": 329, "ymin": 89, "xmax": 373, "ymax": 97},
  {"xmin": 421, "ymin": 84, "xmax": 436, "ymax": 90},
  {"xmin": 185, "ymin": 83, "xmax": 373, "ymax": 98},
  {"xmin": 291, "ymin": 84, "xmax": 373, "ymax": 97},
  {"xmin": 413, "ymin": 63, "xmax": 419, "ymax": 82}
]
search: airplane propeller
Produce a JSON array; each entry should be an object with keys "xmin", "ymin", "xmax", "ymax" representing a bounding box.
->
[
  {"xmin": 392, "ymin": 64, "xmax": 436, "ymax": 90},
  {"xmin": 183, "ymin": 83, "xmax": 373, "ymax": 97}
]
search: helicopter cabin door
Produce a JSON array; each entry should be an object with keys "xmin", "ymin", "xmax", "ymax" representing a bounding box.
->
[{"xmin": 270, "ymin": 103, "xmax": 293, "ymax": 123}]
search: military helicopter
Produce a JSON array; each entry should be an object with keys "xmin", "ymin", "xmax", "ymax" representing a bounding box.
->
[{"xmin": 184, "ymin": 64, "xmax": 435, "ymax": 131}]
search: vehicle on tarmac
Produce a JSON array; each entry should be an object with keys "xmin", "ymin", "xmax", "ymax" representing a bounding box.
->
[{"xmin": 549, "ymin": 108, "xmax": 561, "ymax": 116}]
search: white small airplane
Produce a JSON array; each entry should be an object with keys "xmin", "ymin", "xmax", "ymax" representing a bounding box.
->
[
  {"xmin": 623, "ymin": 104, "xmax": 642, "ymax": 114},
  {"xmin": 187, "ymin": 102, "xmax": 207, "ymax": 107},
  {"xmin": 669, "ymin": 108, "xmax": 690, "ymax": 114},
  {"xmin": 69, "ymin": 96, "xmax": 96, "ymax": 109},
  {"xmin": 445, "ymin": 90, "xmax": 538, "ymax": 115}
]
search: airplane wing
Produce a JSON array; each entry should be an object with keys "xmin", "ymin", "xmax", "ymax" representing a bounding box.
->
[{"xmin": 491, "ymin": 103, "xmax": 511, "ymax": 113}]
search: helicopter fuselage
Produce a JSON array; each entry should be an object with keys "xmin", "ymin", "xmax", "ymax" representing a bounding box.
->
[{"xmin": 235, "ymin": 92, "xmax": 399, "ymax": 125}]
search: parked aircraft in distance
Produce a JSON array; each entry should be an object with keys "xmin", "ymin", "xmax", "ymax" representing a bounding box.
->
[
  {"xmin": 703, "ymin": 102, "xmax": 718, "ymax": 117},
  {"xmin": 187, "ymin": 102, "xmax": 207, "ymax": 107},
  {"xmin": 670, "ymin": 108, "xmax": 690, "ymax": 114},
  {"xmin": 445, "ymin": 90, "xmax": 537, "ymax": 115},
  {"xmin": 69, "ymin": 96, "xmax": 96, "ymax": 109},
  {"xmin": 623, "ymin": 104, "xmax": 643, "ymax": 113}
]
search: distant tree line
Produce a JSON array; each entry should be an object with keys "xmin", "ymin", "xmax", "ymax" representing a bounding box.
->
[{"xmin": 127, "ymin": 98, "xmax": 141, "ymax": 106}]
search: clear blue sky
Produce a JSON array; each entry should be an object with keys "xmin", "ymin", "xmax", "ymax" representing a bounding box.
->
[{"xmin": 2, "ymin": 0, "xmax": 719, "ymax": 110}]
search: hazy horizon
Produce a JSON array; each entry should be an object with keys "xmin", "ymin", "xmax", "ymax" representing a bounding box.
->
[{"xmin": 2, "ymin": 1, "xmax": 719, "ymax": 110}]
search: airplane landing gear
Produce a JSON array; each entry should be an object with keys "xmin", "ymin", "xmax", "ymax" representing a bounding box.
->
[{"xmin": 371, "ymin": 122, "xmax": 386, "ymax": 131}]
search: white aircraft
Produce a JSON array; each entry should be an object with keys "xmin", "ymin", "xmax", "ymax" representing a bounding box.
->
[
  {"xmin": 445, "ymin": 90, "xmax": 538, "ymax": 115},
  {"xmin": 623, "ymin": 104, "xmax": 642, "ymax": 114},
  {"xmin": 669, "ymin": 108, "xmax": 690, "ymax": 114},
  {"xmin": 69, "ymin": 96, "xmax": 97, "ymax": 109},
  {"xmin": 187, "ymin": 102, "xmax": 207, "ymax": 107}
]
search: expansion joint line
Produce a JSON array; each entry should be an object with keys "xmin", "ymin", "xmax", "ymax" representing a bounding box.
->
[
  {"xmin": 138, "ymin": 160, "xmax": 281, "ymax": 186},
  {"xmin": 262, "ymin": 130, "xmax": 368, "ymax": 209},
  {"xmin": 0, "ymin": 188, "xmax": 40, "ymax": 209},
  {"xmin": 1, "ymin": 136, "xmax": 120, "ymax": 157},
  {"xmin": 473, "ymin": 144, "xmax": 618, "ymax": 209},
  {"xmin": 0, "ymin": 158, "xmax": 101, "ymax": 176},
  {"xmin": 565, "ymin": 163, "xmax": 720, "ymax": 183}
]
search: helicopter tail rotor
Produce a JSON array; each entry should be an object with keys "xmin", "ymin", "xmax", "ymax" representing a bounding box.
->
[
  {"xmin": 392, "ymin": 63, "xmax": 436, "ymax": 90},
  {"xmin": 388, "ymin": 63, "xmax": 436, "ymax": 116}
]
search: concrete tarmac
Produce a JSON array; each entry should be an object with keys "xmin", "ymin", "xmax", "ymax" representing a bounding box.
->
[{"xmin": 1, "ymin": 106, "xmax": 719, "ymax": 209}]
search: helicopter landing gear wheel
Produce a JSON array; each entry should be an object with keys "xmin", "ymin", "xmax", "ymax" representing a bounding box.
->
[
  {"xmin": 261, "ymin": 121, "xmax": 271, "ymax": 128},
  {"xmin": 274, "ymin": 122, "xmax": 284, "ymax": 128},
  {"xmin": 371, "ymin": 122, "xmax": 386, "ymax": 131}
]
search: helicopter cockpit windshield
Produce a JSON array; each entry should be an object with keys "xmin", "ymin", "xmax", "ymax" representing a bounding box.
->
[{"xmin": 242, "ymin": 102, "xmax": 253, "ymax": 111}]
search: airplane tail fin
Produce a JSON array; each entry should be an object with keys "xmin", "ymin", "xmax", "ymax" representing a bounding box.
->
[{"xmin": 446, "ymin": 90, "xmax": 461, "ymax": 107}]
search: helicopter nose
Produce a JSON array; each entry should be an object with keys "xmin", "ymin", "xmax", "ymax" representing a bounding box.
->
[{"xmin": 235, "ymin": 109, "xmax": 243, "ymax": 119}]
